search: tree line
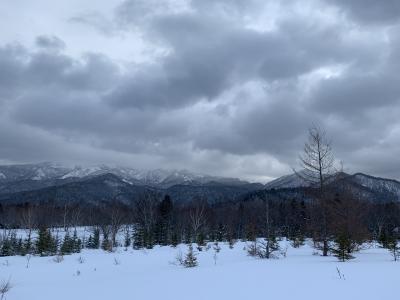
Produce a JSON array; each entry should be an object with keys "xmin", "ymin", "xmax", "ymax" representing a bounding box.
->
[{"xmin": 0, "ymin": 126, "xmax": 399, "ymax": 261}]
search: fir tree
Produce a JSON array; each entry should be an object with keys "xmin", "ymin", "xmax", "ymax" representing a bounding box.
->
[
  {"xmin": 0, "ymin": 237, "xmax": 13, "ymax": 257},
  {"xmin": 124, "ymin": 229, "xmax": 131, "ymax": 249},
  {"xmin": 258, "ymin": 235, "xmax": 280, "ymax": 259},
  {"xmin": 332, "ymin": 234, "xmax": 355, "ymax": 262},
  {"xmin": 133, "ymin": 225, "xmax": 145, "ymax": 249},
  {"xmin": 216, "ymin": 223, "xmax": 225, "ymax": 242},
  {"xmin": 60, "ymin": 231, "xmax": 72, "ymax": 255},
  {"xmin": 101, "ymin": 238, "xmax": 112, "ymax": 252},
  {"xmin": 289, "ymin": 229, "xmax": 305, "ymax": 248},
  {"xmin": 36, "ymin": 227, "xmax": 54, "ymax": 256},
  {"xmin": 72, "ymin": 230, "xmax": 81, "ymax": 253},
  {"xmin": 86, "ymin": 235, "xmax": 94, "ymax": 249},
  {"xmin": 183, "ymin": 244, "xmax": 198, "ymax": 268},
  {"xmin": 171, "ymin": 231, "xmax": 179, "ymax": 248},
  {"xmin": 196, "ymin": 232, "xmax": 205, "ymax": 248},
  {"xmin": 92, "ymin": 228, "xmax": 100, "ymax": 249}
]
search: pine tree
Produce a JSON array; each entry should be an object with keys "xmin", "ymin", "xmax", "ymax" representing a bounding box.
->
[
  {"xmin": 0, "ymin": 237, "xmax": 13, "ymax": 257},
  {"xmin": 72, "ymin": 230, "xmax": 81, "ymax": 253},
  {"xmin": 183, "ymin": 244, "xmax": 198, "ymax": 268},
  {"xmin": 171, "ymin": 231, "xmax": 179, "ymax": 247},
  {"xmin": 101, "ymin": 238, "xmax": 112, "ymax": 252},
  {"xmin": 36, "ymin": 227, "xmax": 53, "ymax": 256},
  {"xmin": 216, "ymin": 223, "xmax": 225, "ymax": 242},
  {"xmin": 16, "ymin": 238, "xmax": 23, "ymax": 255},
  {"xmin": 258, "ymin": 235, "xmax": 280, "ymax": 259},
  {"xmin": 124, "ymin": 229, "xmax": 131, "ymax": 249},
  {"xmin": 196, "ymin": 232, "xmax": 205, "ymax": 248},
  {"xmin": 24, "ymin": 235, "xmax": 33, "ymax": 255},
  {"xmin": 61, "ymin": 231, "xmax": 72, "ymax": 255},
  {"xmin": 92, "ymin": 228, "xmax": 100, "ymax": 249},
  {"xmin": 144, "ymin": 229, "xmax": 154, "ymax": 249},
  {"xmin": 289, "ymin": 229, "xmax": 305, "ymax": 248},
  {"xmin": 86, "ymin": 235, "xmax": 94, "ymax": 249},
  {"xmin": 133, "ymin": 225, "xmax": 145, "ymax": 249},
  {"xmin": 332, "ymin": 234, "xmax": 355, "ymax": 262}
]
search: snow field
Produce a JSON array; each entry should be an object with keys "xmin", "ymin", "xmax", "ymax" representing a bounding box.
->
[{"xmin": 0, "ymin": 240, "xmax": 398, "ymax": 300}]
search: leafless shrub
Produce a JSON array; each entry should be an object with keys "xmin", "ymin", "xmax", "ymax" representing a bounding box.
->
[
  {"xmin": 247, "ymin": 241, "xmax": 258, "ymax": 257},
  {"xmin": 170, "ymin": 250, "xmax": 184, "ymax": 266},
  {"xmin": 280, "ymin": 245, "xmax": 289, "ymax": 258},
  {"xmin": 0, "ymin": 278, "xmax": 12, "ymax": 300},
  {"xmin": 53, "ymin": 255, "xmax": 64, "ymax": 263}
]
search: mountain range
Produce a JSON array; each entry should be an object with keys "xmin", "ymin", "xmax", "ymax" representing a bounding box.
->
[
  {"xmin": 0, "ymin": 162, "xmax": 399, "ymax": 205},
  {"xmin": 0, "ymin": 162, "xmax": 263, "ymax": 205}
]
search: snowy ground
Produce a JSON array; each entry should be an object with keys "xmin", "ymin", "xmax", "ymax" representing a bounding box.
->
[{"xmin": 0, "ymin": 240, "xmax": 398, "ymax": 300}]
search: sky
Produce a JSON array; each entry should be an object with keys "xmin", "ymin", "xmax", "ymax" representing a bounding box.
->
[{"xmin": 0, "ymin": 0, "xmax": 400, "ymax": 182}]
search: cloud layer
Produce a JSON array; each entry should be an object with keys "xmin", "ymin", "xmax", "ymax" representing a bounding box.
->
[{"xmin": 0, "ymin": 0, "xmax": 399, "ymax": 182}]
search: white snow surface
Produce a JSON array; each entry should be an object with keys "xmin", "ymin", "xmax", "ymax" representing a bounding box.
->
[{"xmin": 0, "ymin": 238, "xmax": 398, "ymax": 300}]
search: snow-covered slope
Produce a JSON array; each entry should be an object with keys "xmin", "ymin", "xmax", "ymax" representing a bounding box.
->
[
  {"xmin": 0, "ymin": 162, "xmax": 70, "ymax": 182},
  {"xmin": 264, "ymin": 171, "xmax": 311, "ymax": 189},
  {"xmin": 265, "ymin": 171, "xmax": 400, "ymax": 202},
  {"xmin": 0, "ymin": 162, "xmax": 248, "ymax": 188},
  {"xmin": 351, "ymin": 173, "xmax": 400, "ymax": 198}
]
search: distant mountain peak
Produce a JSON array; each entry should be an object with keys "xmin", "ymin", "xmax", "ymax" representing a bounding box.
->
[{"xmin": 0, "ymin": 162, "xmax": 249, "ymax": 188}]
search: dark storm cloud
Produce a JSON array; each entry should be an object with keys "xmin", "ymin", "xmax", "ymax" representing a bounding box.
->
[
  {"xmin": 108, "ymin": 7, "xmax": 377, "ymax": 110},
  {"xmin": 326, "ymin": 0, "xmax": 400, "ymax": 24},
  {"xmin": 2, "ymin": 0, "xmax": 400, "ymax": 180}
]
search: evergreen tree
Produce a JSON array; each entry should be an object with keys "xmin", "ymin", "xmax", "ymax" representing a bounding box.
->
[
  {"xmin": 86, "ymin": 235, "xmax": 94, "ymax": 249},
  {"xmin": 216, "ymin": 223, "xmax": 225, "ymax": 242},
  {"xmin": 171, "ymin": 231, "xmax": 179, "ymax": 247},
  {"xmin": 16, "ymin": 238, "xmax": 23, "ymax": 255},
  {"xmin": 36, "ymin": 227, "xmax": 54, "ymax": 256},
  {"xmin": 60, "ymin": 231, "xmax": 72, "ymax": 255},
  {"xmin": 72, "ymin": 230, "xmax": 81, "ymax": 253},
  {"xmin": 258, "ymin": 235, "xmax": 280, "ymax": 259},
  {"xmin": 133, "ymin": 224, "xmax": 144, "ymax": 249},
  {"xmin": 101, "ymin": 238, "xmax": 112, "ymax": 251},
  {"xmin": 196, "ymin": 232, "xmax": 206, "ymax": 248},
  {"xmin": 158, "ymin": 195, "xmax": 173, "ymax": 246},
  {"xmin": 0, "ymin": 237, "xmax": 13, "ymax": 257},
  {"xmin": 24, "ymin": 235, "xmax": 33, "ymax": 255},
  {"xmin": 92, "ymin": 228, "xmax": 100, "ymax": 249},
  {"xmin": 331, "ymin": 233, "xmax": 355, "ymax": 262},
  {"xmin": 183, "ymin": 244, "xmax": 198, "ymax": 268},
  {"xmin": 289, "ymin": 229, "xmax": 305, "ymax": 248},
  {"xmin": 124, "ymin": 229, "xmax": 131, "ymax": 249}
]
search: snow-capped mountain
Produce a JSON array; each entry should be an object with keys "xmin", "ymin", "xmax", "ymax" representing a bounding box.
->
[
  {"xmin": 0, "ymin": 162, "xmax": 248, "ymax": 188},
  {"xmin": 265, "ymin": 171, "xmax": 400, "ymax": 202},
  {"xmin": 350, "ymin": 173, "xmax": 400, "ymax": 199},
  {"xmin": 0, "ymin": 163, "xmax": 261, "ymax": 205},
  {"xmin": 0, "ymin": 162, "xmax": 70, "ymax": 182},
  {"xmin": 264, "ymin": 171, "xmax": 311, "ymax": 189}
]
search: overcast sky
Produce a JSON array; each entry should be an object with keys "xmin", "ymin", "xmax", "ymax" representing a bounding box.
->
[{"xmin": 0, "ymin": 0, "xmax": 400, "ymax": 182}]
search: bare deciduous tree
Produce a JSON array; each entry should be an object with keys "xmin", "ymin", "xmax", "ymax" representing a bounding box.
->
[
  {"xmin": 297, "ymin": 125, "xmax": 335, "ymax": 256},
  {"xmin": 189, "ymin": 201, "xmax": 207, "ymax": 242},
  {"xmin": 297, "ymin": 125, "xmax": 335, "ymax": 188}
]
